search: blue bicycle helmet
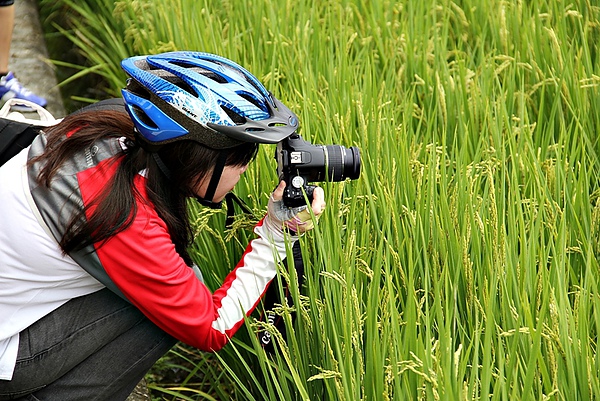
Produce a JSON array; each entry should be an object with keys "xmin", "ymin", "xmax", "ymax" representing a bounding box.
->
[{"xmin": 120, "ymin": 51, "xmax": 299, "ymax": 150}]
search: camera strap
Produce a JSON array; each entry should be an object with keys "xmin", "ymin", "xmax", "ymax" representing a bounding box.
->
[
  {"xmin": 258, "ymin": 240, "xmax": 305, "ymax": 353},
  {"xmin": 224, "ymin": 192, "xmax": 253, "ymax": 228}
]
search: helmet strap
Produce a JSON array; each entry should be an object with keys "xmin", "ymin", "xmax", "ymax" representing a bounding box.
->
[
  {"xmin": 195, "ymin": 150, "xmax": 228, "ymax": 209},
  {"xmin": 152, "ymin": 153, "xmax": 173, "ymax": 179},
  {"xmin": 153, "ymin": 149, "xmax": 227, "ymax": 209}
]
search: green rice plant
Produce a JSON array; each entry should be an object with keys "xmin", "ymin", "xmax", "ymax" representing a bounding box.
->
[{"xmin": 38, "ymin": 0, "xmax": 600, "ymax": 399}]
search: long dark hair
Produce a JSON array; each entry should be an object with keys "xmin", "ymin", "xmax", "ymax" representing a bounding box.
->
[{"xmin": 32, "ymin": 109, "xmax": 258, "ymax": 265}]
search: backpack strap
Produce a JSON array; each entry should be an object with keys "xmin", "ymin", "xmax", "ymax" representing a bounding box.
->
[
  {"xmin": 0, "ymin": 119, "xmax": 41, "ymax": 167},
  {"xmin": 0, "ymin": 98, "xmax": 62, "ymax": 167},
  {"xmin": 0, "ymin": 98, "xmax": 127, "ymax": 168}
]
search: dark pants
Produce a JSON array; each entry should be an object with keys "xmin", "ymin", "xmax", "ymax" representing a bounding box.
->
[{"xmin": 0, "ymin": 289, "xmax": 177, "ymax": 401}]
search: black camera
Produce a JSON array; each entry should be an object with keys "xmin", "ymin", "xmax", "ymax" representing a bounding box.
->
[{"xmin": 275, "ymin": 133, "xmax": 361, "ymax": 207}]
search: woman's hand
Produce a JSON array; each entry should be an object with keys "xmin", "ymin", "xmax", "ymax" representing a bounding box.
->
[{"xmin": 266, "ymin": 181, "xmax": 326, "ymax": 234}]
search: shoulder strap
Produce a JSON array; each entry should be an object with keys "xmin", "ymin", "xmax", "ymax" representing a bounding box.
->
[
  {"xmin": 0, "ymin": 119, "xmax": 41, "ymax": 167},
  {"xmin": 0, "ymin": 98, "xmax": 127, "ymax": 168},
  {"xmin": 0, "ymin": 98, "xmax": 65, "ymax": 167}
]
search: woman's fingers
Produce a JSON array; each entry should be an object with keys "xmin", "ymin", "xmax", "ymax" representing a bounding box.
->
[
  {"xmin": 311, "ymin": 186, "xmax": 326, "ymax": 216},
  {"xmin": 271, "ymin": 180, "xmax": 286, "ymax": 201}
]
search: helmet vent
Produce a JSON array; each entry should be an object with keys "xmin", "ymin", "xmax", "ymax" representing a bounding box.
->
[
  {"xmin": 132, "ymin": 105, "xmax": 158, "ymax": 129},
  {"xmin": 221, "ymin": 106, "xmax": 246, "ymax": 125},
  {"xmin": 200, "ymin": 71, "xmax": 227, "ymax": 84},
  {"xmin": 126, "ymin": 79, "xmax": 152, "ymax": 100},
  {"xmin": 239, "ymin": 94, "xmax": 265, "ymax": 112},
  {"xmin": 161, "ymin": 76, "xmax": 198, "ymax": 98},
  {"xmin": 172, "ymin": 63, "xmax": 229, "ymax": 84}
]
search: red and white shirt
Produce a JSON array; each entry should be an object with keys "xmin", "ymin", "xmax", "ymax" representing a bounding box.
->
[{"xmin": 0, "ymin": 133, "xmax": 293, "ymax": 380}]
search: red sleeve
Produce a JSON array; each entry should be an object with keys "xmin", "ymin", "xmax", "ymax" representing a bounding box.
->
[{"xmin": 80, "ymin": 164, "xmax": 285, "ymax": 351}]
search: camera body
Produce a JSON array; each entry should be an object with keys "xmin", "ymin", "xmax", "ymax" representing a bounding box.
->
[{"xmin": 275, "ymin": 133, "xmax": 361, "ymax": 207}]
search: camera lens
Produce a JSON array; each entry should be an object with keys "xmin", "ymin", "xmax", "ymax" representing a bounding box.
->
[{"xmin": 324, "ymin": 145, "xmax": 361, "ymax": 182}]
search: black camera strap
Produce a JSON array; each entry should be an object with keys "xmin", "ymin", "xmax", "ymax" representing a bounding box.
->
[
  {"xmin": 223, "ymin": 192, "xmax": 253, "ymax": 228},
  {"xmin": 221, "ymin": 189, "xmax": 305, "ymax": 354},
  {"xmin": 258, "ymin": 240, "xmax": 305, "ymax": 354}
]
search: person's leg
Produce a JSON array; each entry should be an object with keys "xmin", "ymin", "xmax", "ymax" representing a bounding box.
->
[
  {"xmin": 0, "ymin": 288, "xmax": 177, "ymax": 401},
  {"xmin": 29, "ymin": 311, "xmax": 176, "ymax": 401},
  {"xmin": 0, "ymin": 2, "xmax": 15, "ymax": 74}
]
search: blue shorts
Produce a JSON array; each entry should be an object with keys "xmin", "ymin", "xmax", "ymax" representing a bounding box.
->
[{"xmin": 0, "ymin": 0, "xmax": 14, "ymax": 6}]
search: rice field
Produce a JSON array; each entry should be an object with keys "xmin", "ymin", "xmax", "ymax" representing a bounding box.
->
[{"xmin": 40, "ymin": 0, "xmax": 600, "ymax": 399}]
